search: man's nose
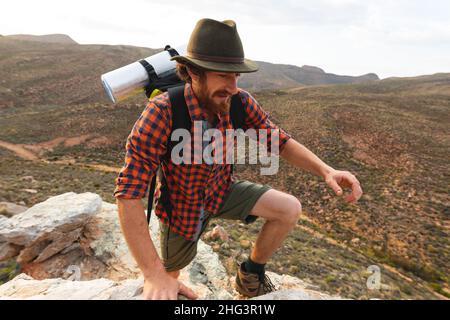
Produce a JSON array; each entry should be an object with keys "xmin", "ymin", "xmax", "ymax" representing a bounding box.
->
[{"xmin": 226, "ymin": 73, "xmax": 239, "ymax": 95}]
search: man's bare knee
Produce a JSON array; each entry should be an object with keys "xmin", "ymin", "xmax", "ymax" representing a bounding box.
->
[
  {"xmin": 280, "ymin": 196, "xmax": 302, "ymax": 226},
  {"xmin": 251, "ymin": 190, "xmax": 301, "ymax": 225}
]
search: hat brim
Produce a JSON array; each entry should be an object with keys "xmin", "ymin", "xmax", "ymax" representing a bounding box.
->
[{"xmin": 170, "ymin": 55, "xmax": 258, "ymax": 73}]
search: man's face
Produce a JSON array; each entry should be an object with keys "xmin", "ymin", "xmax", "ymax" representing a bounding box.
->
[{"xmin": 195, "ymin": 71, "xmax": 240, "ymax": 116}]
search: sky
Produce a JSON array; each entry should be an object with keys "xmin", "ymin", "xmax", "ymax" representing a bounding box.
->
[{"xmin": 1, "ymin": 0, "xmax": 449, "ymax": 79}]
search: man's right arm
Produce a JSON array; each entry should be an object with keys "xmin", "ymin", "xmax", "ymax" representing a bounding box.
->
[
  {"xmin": 113, "ymin": 97, "xmax": 196, "ymax": 300},
  {"xmin": 117, "ymin": 198, "xmax": 197, "ymax": 300},
  {"xmin": 116, "ymin": 198, "xmax": 165, "ymax": 280}
]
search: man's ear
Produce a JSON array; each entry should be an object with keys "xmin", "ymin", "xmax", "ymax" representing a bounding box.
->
[{"xmin": 186, "ymin": 66, "xmax": 200, "ymax": 82}]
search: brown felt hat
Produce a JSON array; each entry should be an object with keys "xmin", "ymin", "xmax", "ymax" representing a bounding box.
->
[{"xmin": 171, "ymin": 18, "xmax": 258, "ymax": 73}]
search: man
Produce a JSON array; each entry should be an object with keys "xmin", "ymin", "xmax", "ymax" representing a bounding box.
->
[{"xmin": 114, "ymin": 18, "xmax": 363, "ymax": 300}]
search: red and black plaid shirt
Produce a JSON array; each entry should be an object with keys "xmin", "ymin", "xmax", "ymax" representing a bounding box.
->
[{"xmin": 114, "ymin": 83, "xmax": 291, "ymax": 241}]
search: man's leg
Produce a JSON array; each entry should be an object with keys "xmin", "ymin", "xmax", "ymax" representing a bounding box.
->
[
  {"xmin": 211, "ymin": 180, "xmax": 301, "ymax": 297},
  {"xmin": 248, "ymin": 189, "xmax": 302, "ymax": 264},
  {"xmin": 213, "ymin": 180, "xmax": 302, "ymax": 264},
  {"xmin": 159, "ymin": 220, "xmax": 199, "ymax": 280}
]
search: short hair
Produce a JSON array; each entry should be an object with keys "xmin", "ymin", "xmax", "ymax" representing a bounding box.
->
[{"xmin": 175, "ymin": 62, "xmax": 206, "ymax": 84}]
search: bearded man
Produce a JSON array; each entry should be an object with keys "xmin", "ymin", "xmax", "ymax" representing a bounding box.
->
[{"xmin": 114, "ymin": 18, "xmax": 363, "ymax": 300}]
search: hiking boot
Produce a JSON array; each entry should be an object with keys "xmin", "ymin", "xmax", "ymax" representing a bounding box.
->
[{"xmin": 235, "ymin": 262, "xmax": 276, "ymax": 298}]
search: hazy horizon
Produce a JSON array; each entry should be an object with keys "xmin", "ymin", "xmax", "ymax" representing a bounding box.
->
[{"xmin": 2, "ymin": 0, "xmax": 449, "ymax": 79}]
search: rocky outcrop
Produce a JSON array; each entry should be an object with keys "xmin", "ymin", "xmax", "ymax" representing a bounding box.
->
[
  {"xmin": 0, "ymin": 192, "xmax": 100, "ymax": 247},
  {"xmin": 0, "ymin": 274, "xmax": 143, "ymax": 300},
  {"xmin": 0, "ymin": 272, "xmax": 340, "ymax": 300},
  {"xmin": 0, "ymin": 192, "xmax": 342, "ymax": 300},
  {"xmin": 0, "ymin": 202, "xmax": 28, "ymax": 218},
  {"xmin": 0, "ymin": 192, "xmax": 137, "ymax": 281}
]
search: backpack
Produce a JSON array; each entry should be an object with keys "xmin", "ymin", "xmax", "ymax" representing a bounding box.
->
[{"xmin": 146, "ymin": 84, "xmax": 246, "ymax": 226}]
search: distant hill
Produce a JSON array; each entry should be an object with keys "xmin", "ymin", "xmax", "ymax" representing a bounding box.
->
[
  {"xmin": 283, "ymin": 72, "xmax": 450, "ymax": 97},
  {"xmin": 367, "ymin": 73, "xmax": 450, "ymax": 96},
  {"xmin": 0, "ymin": 34, "xmax": 379, "ymax": 108},
  {"xmin": 239, "ymin": 62, "xmax": 379, "ymax": 91},
  {"xmin": 0, "ymin": 36, "xmax": 159, "ymax": 108},
  {"xmin": 5, "ymin": 34, "xmax": 78, "ymax": 44}
]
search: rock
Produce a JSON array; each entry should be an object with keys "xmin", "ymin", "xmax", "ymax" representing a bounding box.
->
[
  {"xmin": 247, "ymin": 272, "xmax": 341, "ymax": 300},
  {"xmin": 0, "ymin": 273, "xmax": 143, "ymax": 300},
  {"xmin": 15, "ymin": 228, "xmax": 84, "ymax": 265},
  {"xmin": 20, "ymin": 248, "xmax": 105, "ymax": 281},
  {"xmin": 224, "ymin": 256, "xmax": 238, "ymax": 275},
  {"xmin": 0, "ymin": 192, "xmax": 101, "ymax": 246},
  {"xmin": 253, "ymin": 288, "xmax": 341, "ymax": 300},
  {"xmin": 0, "ymin": 200, "xmax": 147, "ymax": 281},
  {"xmin": 239, "ymin": 253, "xmax": 249, "ymax": 262},
  {"xmin": 20, "ymin": 176, "xmax": 36, "ymax": 183},
  {"xmin": 0, "ymin": 271, "xmax": 342, "ymax": 300},
  {"xmin": 240, "ymin": 239, "xmax": 251, "ymax": 249},
  {"xmin": 21, "ymin": 189, "xmax": 38, "ymax": 194},
  {"xmin": 60, "ymin": 242, "xmax": 80, "ymax": 255},
  {"xmin": 212, "ymin": 225, "xmax": 229, "ymax": 242},
  {"xmin": 0, "ymin": 191, "xmax": 104, "ymax": 281},
  {"xmin": 0, "ymin": 202, "xmax": 28, "ymax": 218},
  {"xmin": 17, "ymin": 199, "xmax": 140, "ymax": 281},
  {"xmin": 34, "ymin": 228, "xmax": 83, "ymax": 263},
  {"xmin": 0, "ymin": 193, "xmax": 346, "ymax": 300},
  {"xmin": 0, "ymin": 243, "xmax": 22, "ymax": 261},
  {"xmin": 82, "ymin": 201, "xmax": 140, "ymax": 280},
  {"xmin": 203, "ymin": 231, "xmax": 213, "ymax": 241},
  {"xmin": 289, "ymin": 265, "xmax": 299, "ymax": 273},
  {"xmin": 0, "ymin": 216, "xmax": 12, "ymax": 243},
  {"xmin": 204, "ymin": 225, "xmax": 229, "ymax": 242}
]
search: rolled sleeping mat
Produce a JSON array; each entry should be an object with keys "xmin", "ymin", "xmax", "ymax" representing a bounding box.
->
[{"xmin": 101, "ymin": 44, "xmax": 187, "ymax": 103}]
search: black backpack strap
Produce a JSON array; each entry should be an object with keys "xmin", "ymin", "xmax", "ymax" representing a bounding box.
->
[
  {"xmin": 230, "ymin": 93, "xmax": 246, "ymax": 130},
  {"xmin": 167, "ymin": 84, "xmax": 192, "ymax": 152},
  {"xmin": 229, "ymin": 93, "xmax": 246, "ymax": 175},
  {"xmin": 143, "ymin": 44, "xmax": 184, "ymax": 98},
  {"xmin": 146, "ymin": 173, "xmax": 157, "ymax": 224},
  {"xmin": 164, "ymin": 44, "xmax": 180, "ymax": 57},
  {"xmin": 146, "ymin": 84, "xmax": 189, "ymax": 226}
]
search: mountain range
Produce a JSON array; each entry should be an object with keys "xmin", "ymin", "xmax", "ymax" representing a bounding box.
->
[{"xmin": 0, "ymin": 34, "xmax": 378, "ymax": 108}]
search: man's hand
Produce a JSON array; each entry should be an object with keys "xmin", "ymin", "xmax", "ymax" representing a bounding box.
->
[
  {"xmin": 143, "ymin": 273, "xmax": 198, "ymax": 300},
  {"xmin": 324, "ymin": 169, "xmax": 363, "ymax": 203},
  {"xmin": 117, "ymin": 199, "xmax": 198, "ymax": 300}
]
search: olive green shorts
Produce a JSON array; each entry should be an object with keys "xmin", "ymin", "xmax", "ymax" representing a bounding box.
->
[{"xmin": 159, "ymin": 179, "xmax": 272, "ymax": 272}]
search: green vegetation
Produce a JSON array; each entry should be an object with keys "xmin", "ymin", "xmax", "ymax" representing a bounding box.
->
[
  {"xmin": 0, "ymin": 260, "xmax": 20, "ymax": 285},
  {"xmin": 0, "ymin": 44, "xmax": 448, "ymax": 299}
]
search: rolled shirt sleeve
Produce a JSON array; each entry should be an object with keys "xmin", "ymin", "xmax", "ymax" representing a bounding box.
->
[
  {"xmin": 239, "ymin": 89, "xmax": 292, "ymax": 155},
  {"xmin": 113, "ymin": 97, "xmax": 171, "ymax": 199}
]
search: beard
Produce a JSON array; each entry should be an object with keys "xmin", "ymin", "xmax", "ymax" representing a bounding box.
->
[{"xmin": 197, "ymin": 80, "xmax": 232, "ymax": 116}]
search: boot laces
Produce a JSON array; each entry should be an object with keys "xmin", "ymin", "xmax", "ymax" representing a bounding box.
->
[{"xmin": 259, "ymin": 273, "xmax": 276, "ymax": 292}]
